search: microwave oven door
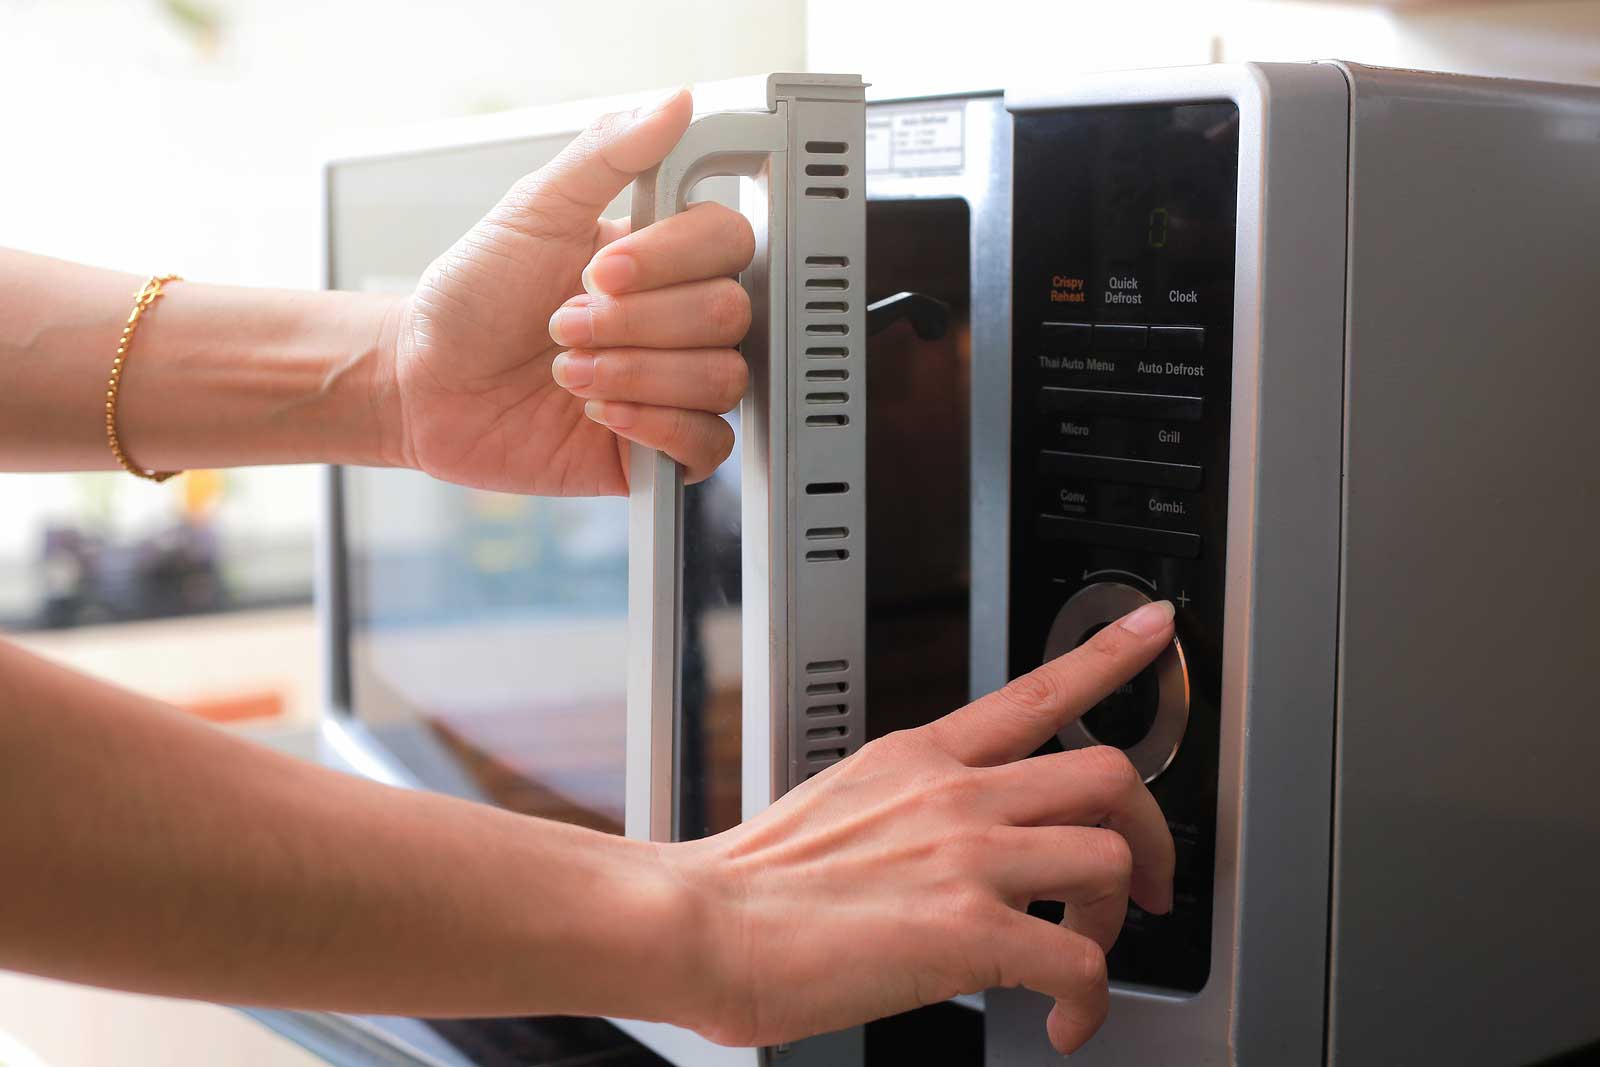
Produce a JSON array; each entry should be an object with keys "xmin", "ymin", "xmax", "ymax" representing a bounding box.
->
[{"xmin": 317, "ymin": 79, "xmax": 858, "ymax": 1067}]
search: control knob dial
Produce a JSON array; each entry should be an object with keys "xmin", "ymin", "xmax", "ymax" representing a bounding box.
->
[{"xmin": 1044, "ymin": 581, "xmax": 1189, "ymax": 782}]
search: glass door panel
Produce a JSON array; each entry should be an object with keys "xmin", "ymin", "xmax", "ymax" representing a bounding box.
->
[{"xmin": 328, "ymin": 134, "xmax": 742, "ymax": 838}]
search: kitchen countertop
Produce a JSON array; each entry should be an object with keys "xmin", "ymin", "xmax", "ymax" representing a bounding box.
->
[{"xmin": 245, "ymin": 1010, "xmax": 670, "ymax": 1067}]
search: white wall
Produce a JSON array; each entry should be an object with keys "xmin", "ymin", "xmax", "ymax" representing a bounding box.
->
[
  {"xmin": 1228, "ymin": 0, "xmax": 1600, "ymax": 82},
  {"xmin": 0, "ymin": 0, "xmax": 807, "ymax": 633},
  {"xmin": 0, "ymin": 0, "xmax": 807, "ymax": 288},
  {"xmin": 807, "ymin": 0, "xmax": 1600, "ymax": 94}
]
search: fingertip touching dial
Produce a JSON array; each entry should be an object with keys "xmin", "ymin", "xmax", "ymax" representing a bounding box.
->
[{"xmin": 1044, "ymin": 581, "xmax": 1189, "ymax": 782}]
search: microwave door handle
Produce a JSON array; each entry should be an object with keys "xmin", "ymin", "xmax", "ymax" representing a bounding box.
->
[
  {"xmin": 625, "ymin": 108, "xmax": 786, "ymax": 845},
  {"xmin": 622, "ymin": 75, "xmax": 868, "ymax": 1067},
  {"xmin": 626, "ymin": 74, "xmax": 867, "ymax": 854}
]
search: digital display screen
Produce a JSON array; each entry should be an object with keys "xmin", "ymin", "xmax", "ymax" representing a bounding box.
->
[{"xmin": 1035, "ymin": 104, "xmax": 1240, "ymax": 325}]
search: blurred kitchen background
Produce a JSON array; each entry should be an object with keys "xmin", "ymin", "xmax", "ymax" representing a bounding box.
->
[{"xmin": 1, "ymin": 1, "xmax": 1597, "ymax": 1064}]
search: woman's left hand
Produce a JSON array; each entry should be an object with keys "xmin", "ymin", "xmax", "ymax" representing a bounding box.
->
[{"xmin": 378, "ymin": 89, "xmax": 755, "ymax": 496}]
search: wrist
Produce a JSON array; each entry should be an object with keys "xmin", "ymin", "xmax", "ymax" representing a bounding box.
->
[
  {"xmin": 315, "ymin": 290, "xmax": 409, "ymax": 469},
  {"xmin": 494, "ymin": 823, "xmax": 729, "ymax": 1030},
  {"xmin": 650, "ymin": 838, "xmax": 750, "ymax": 1043},
  {"xmin": 361, "ymin": 293, "xmax": 411, "ymax": 469},
  {"xmin": 602, "ymin": 837, "xmax": 728, "ymax": 1033}
]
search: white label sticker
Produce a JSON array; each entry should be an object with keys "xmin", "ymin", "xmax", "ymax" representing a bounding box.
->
[
  {"xmin": 866, "ymin": 106, "xmax": 964, "ymax": 175},
  {"xmin": 865, "ymin": 116, "xmax": 893, "ymax": 173}
]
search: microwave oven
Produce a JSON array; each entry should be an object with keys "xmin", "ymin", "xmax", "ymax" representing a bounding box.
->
[{"xmin": 306, "ymin": 61, "xmax": 1600, "ymax": 1067}]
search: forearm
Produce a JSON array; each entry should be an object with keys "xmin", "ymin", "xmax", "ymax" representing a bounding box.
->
[
  {"xmin": 0, "ymin": 249, "xmax": 402, "ymax": 472},
  {"xmin": 0, "ymin": 637, "xmax": 708, "ymax": 1026}
]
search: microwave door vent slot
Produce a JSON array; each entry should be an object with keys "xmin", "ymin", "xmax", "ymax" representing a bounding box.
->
[
  {"xmin": 801, "ymin": 660, "xmax": 852, "ymax": 776},
  {"xmin": 785, "ymin": 104, "xmax": 864, "ymax": 797}
]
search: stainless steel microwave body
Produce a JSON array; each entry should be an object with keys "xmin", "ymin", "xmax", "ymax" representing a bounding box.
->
[
  {"xmin": 311, "ymin": 62, "xmax": 1600, "ymax": 1067},
  {"xmin": 985, "ymin": 61, "xmax": 1600, "ymax": 1067}
]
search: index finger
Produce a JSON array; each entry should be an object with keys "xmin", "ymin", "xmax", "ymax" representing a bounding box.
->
[
  {"xmin": 582, "ymin": 202, "xmax": 755, "ymax": 296},
  {"xmin": 923, "ymin": 600, "xmax": 1175, "ymax": 767}
]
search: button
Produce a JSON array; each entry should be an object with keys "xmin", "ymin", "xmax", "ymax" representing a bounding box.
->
[
  {"xmin": 1163, "ymin": 265, "xmax": 1209, "ymax": 314},
  {"xmin": 1039, "ymin": 386, "xmax": 1203, "ymax": 422},
  {"xmin": 1170, "ymin": 826, "xmax": 1204, "ymax": 880},
  {"xmin": 1047, "ymin": 416, "xmax": 1098, "ymax": 449},
  {"xmin": 1036, "ymin": 513, "xmax": 1201, "ymax": 559},
  {"xmin": 1040, "ymin": 322, "xmax": 1091, "ymax": 354},
  {"xmin": 1149, "ymin": 327, "xmax": 1204, "ymax": 352},
  {"xmin": 1132, "ymin": 354, "xmax": 1208, "ymax": 389},
  {"xmin": 1038, "ymin": 450, "xmax": 1203, "ymax": 491},
  {"xmin": 1038, "ymin": 483, "xmax": 1201, "ymax": 532},
  {"xmin": 1041, "ymin": 415, "xmax": 1196, "ymax": 461},
  {"xmin": 1037, "ymin": 352, "xmax": 1128, "ymax": 387},
  {"xmin": 1093, "ymin": 324, "xmax": 1148, "ymax": 351}
]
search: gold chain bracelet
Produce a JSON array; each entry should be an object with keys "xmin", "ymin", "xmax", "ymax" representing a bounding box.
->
[{"xmin": 105, "ymin": 274, "xmax": 183, "ymax": 483}]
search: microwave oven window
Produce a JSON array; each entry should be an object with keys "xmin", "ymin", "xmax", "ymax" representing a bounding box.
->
[
  {"xmin": 675, "ymin": 436, "xmax": 744, "ymax": 841},
  {"xmin": 343, "ymin": 470, "xmax": 632, "ymax": 834},
  {"xmin": 327, "ymin": 138, "xmax": 744, "ymax": 839},
  {"xmin": 329, "ymin": 138, "xmax": 638, "ymax": 835},
  {"xmin": 339, "ymin": 451, "xmax": 745, "ymax": 842}
]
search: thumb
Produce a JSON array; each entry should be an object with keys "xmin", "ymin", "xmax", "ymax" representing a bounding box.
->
[{"xmin": 509, "ymin": 89, "xmax": 693, "ymax": 237}]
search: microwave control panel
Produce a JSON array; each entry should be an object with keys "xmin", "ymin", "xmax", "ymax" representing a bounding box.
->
[{"xmin": 1009, "ymin": 101, "xmax": 1239, "ymax": 993}]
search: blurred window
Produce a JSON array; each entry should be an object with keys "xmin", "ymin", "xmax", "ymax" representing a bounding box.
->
[{"xmin": 1, "ymin": 468, "xmax": 316, "ymax": 632}]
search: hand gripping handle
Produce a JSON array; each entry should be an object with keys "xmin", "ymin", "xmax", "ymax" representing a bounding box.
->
[{"xmin": 625, "ymin": 74, "xmax": 866, "ymax": 844}]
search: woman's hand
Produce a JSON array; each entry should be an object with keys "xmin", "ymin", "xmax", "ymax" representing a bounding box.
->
[
  {"xmin": 663, "ymin": 601, "xmax": 1179, "ymax": 1055},
  {"xmin": 0, "ymin": 92, "xmax": 746, "ymax": 482},
  {"xmin": 381, "ymin": 89, "xmax": 755, "ymax": 495}
]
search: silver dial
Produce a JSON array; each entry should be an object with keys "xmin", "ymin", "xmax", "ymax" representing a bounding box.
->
[{"xmin": 1044, "ymin": 581, "xmax": 1189, "ymax": 782}]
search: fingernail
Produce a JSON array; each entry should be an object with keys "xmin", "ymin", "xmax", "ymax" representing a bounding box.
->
[
  {"xmin": 583, "ymin": 253, "xmax": 635, "ymax": 295},
  {"xmin": 1120, "ymin": 600, "xmax": 1175, "ymax": 637},
  {"xmin": 584, "ymin": 400, "xmax": 633, "ymax": 429},
  {"xmin": 549, "ymin": 305, "xmax": 594, "ymax": 347},
  {"xmin": 552, "ymin": 352, "xmax": 594, "ymax": 389}
]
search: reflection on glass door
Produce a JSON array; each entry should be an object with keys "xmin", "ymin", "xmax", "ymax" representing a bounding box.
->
[
  {"xmin": 866, "ymin": 198, "xmax": 974, "ymax": 739},
  {"xmin": 343, "ymin": 471, "xmax": 631, "ymax": 833},
  {"xmin": 676, "ymin": 443, "xmax": 742, "ymax": 841},
  {"xmin": 328, "ymin": 132, "xmax": 744, "ymax": 839}
]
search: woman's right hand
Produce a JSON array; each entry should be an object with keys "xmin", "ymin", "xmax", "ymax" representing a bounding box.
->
[{"xmin": 662, "ymin": 600, "xmax": 1178, "ymax": 1055}]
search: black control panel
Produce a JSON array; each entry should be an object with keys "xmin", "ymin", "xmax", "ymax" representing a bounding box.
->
[{"xmin": 1010, "ymin": 102, "xmax": 1239, "ymax": 993}]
